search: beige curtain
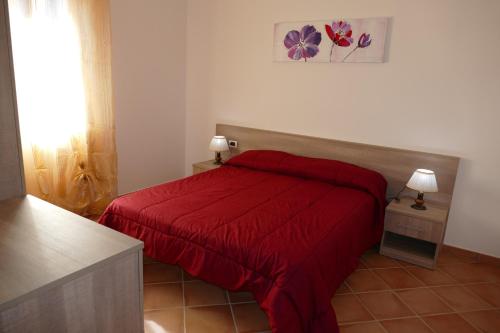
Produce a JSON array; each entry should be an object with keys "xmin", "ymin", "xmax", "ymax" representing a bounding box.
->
[{"xmin": 8, "ymin": 0, "xmax": 116, "ymax": 216}]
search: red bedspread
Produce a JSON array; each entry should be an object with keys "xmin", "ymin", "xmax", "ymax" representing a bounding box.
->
[{"xmin": 99, "ymin": 150, "xmax": 387, "ymax": 333}]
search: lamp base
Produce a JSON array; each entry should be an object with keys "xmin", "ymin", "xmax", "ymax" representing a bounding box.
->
[
  {"xmin": 411, "ymin": 203, "xmax": 427, "ymax": 210},
  {"xmin": 411, "ymin": 192, "xmax": 427, "ymax": 210},
  {"xmin": 214, "ymin": 152, "xmax": 223, "ymax": 165}
]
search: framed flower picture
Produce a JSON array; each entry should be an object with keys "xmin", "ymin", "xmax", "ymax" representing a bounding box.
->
[{"xmin": 273, "ymin": 17, "xmax": 389, "ymax": 63}]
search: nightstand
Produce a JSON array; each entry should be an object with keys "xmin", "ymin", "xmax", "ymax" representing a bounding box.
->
[
  {"xmin": 192, "ymin": 160, "xmax": 221, "ymax": 175},
  {"xmin": 380, "ymin": 197, "xmax": 449, "ymax": 269}
]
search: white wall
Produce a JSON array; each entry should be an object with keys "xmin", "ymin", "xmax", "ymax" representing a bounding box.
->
[
  {"xmin": 110, "ymin": 0, "xmax": 186, "ymax": 194},
  {"xmin": 185, "ymin": 0, "xmax": 500, "ymax": 257}
]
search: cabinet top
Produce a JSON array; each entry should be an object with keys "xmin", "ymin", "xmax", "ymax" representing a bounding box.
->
[
  {"xmin": 387, "ymin": 196, "xmax": 449, "ymax": 223},
  {"xmin": 0, "ymin": 195, "xmax": 142, "ymax": 311},
  {"xmin": 193, "ymin": 160, "xmax": 221, "ymax": 170}
]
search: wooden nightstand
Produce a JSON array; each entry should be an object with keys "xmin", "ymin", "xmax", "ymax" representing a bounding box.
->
[
  {"xmin": 380, "ymin": 197, "xmax": 449, "ymax": 269},
  {"xmin": 192, "ymin": 160, "xmax": 221, "ymax": 175}
]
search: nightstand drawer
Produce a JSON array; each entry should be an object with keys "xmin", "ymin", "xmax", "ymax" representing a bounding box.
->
[{"xmin": 385, "ymin": 212, "xmax": 444, "ymax": 243}]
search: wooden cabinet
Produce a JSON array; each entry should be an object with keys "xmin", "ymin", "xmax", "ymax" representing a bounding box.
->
[
  {"xmin": 0, "ymin": 195, "xmax": 144, "ymax": 333},
  {"xmin": 380, "ymin": 197, "xmax": 449, "ymax": 269},
  {"xmin": 0, "ymin": 0, "xmax": 24, "ymax": 201},
  {"xmin": 192, "ymin": 160, "xmax": 221, "ymax": 175}
]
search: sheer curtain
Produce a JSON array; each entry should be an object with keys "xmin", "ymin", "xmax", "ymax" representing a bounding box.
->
[{"xmin": 8, "ymin": 0, "xmax": 116, "ymax": 216}]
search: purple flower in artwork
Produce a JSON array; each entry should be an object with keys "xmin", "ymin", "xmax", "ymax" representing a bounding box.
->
[
  {"xmin": 358, "ymin": 33, "xmax": 372, "ymax": 48},
  {"xmin": 284, "ymin": 25, "xmax": 322, "ymax": 62},
  {"xmin": 342, "ymin": 32, "xmax": 373, "ymax": 62}
]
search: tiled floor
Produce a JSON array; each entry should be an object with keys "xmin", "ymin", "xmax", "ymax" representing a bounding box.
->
[{"xmin": 143, "ymin": 247, "xmax": 500, "ymax": 333}]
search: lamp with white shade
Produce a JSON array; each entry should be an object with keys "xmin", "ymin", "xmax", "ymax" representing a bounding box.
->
[
  {"xmin": 406, "ymin": 169, "xmax": 438, "ymax": 210},
  {"xmin": 209, "ymin": 136, "xmax": 229, "ymax": 165}
]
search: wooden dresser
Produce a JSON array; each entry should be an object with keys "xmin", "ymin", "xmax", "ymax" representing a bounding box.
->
[{"xmin": 0, "ymin": 195, "xmax": 144, "ymax": 333}]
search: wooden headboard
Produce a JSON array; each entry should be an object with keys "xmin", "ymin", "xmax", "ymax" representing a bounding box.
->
[{"xmin": 217, "ymin": 124, "xmax": 460, "ymax": 206}]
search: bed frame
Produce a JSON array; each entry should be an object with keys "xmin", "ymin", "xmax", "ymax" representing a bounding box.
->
[{"xmin": 216, "ymin": 124, "xmax": 460, "ymax": 206}]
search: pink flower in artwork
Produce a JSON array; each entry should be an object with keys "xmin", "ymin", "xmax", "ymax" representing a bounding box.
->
[
  {"xmin": 284, "ymin": 25, "xmax": 322, "ymax": 62},
  {"xmin": 325, "ymin": 20, "xmax": 354, "ymax": 62},
  {"xmin": 325, "ymin": 21, "xmax": 354, "ymax": 47}
]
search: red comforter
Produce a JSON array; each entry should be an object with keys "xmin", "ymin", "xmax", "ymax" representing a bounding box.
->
[{"xmin": 99, "ymin": 150, "xmax": 387, "ymax": 332}]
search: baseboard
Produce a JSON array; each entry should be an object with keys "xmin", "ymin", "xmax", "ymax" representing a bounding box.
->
[{"xmin": 442, "ymin": 244, "xmax": 500, "ymax": 264}]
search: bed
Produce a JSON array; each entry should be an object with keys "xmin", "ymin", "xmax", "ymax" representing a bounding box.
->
[{"xmin": 99, "ymin": 150, "xmax": 388, "ymax": 333}]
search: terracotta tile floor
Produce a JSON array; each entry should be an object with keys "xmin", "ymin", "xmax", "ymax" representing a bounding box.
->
[{"xmin": 143, "ymin": 247, "xmax": 500, "ymax": 333}]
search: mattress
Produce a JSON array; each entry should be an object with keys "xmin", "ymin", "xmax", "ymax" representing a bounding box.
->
[{"xmin": 99, "ymin": 150, "xmax": 387, "ymax": 332}]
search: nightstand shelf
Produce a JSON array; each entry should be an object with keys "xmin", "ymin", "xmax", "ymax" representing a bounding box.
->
[
  {"xmin": 382, "ymin": 232, "xmax": 437, "ymax": 267},
  {"xmin": 192, "ymin": 160, "xmax": 221, "ymax": 175},
  {"xmin": 380, "ymin": 197, "xmax": 449, "ymax": 269}
]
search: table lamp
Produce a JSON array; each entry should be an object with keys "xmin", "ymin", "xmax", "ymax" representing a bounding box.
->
[
  {"xmin": 209, "ymin": 136, "xmax": 229, "ymax": 165},
  {"xmin": 406, "ymin": 169, "xmax": 438, "ymax": 210}
]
